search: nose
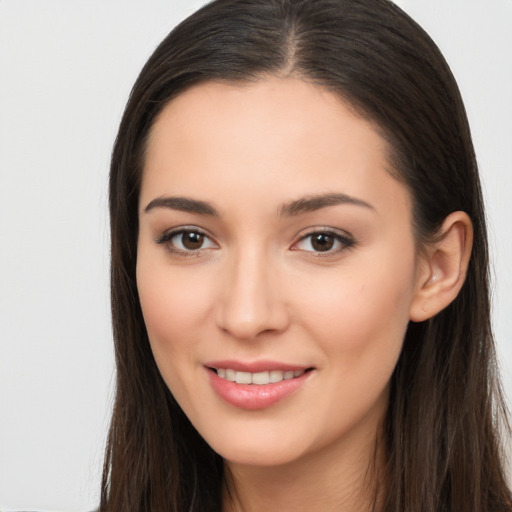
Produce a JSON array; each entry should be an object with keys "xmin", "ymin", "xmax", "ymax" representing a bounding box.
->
[{"xmin": 215, "ymin": 248, "xmax": 290, "ymax": 340}]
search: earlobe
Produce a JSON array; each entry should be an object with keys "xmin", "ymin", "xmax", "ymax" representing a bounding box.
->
[{"xmin": 409, "ymin": 211, "xmax": 473, "ymax": 322}]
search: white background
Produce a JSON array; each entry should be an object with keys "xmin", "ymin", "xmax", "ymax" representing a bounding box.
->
[{"xmin": 0, "ymin": 1, "xmax": 510, "ymax": 510}]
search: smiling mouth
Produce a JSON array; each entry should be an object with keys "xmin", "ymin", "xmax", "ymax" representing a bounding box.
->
[{"xmin": 209, "ymin": 367, "xmax": 314, "ymax": 385}]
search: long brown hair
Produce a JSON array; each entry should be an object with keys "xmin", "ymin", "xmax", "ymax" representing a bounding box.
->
[{"xmin": 102, "ymin": 0, "xmax": 511, "ymax": 510}]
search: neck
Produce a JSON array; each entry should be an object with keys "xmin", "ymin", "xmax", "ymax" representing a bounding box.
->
[{"xmin": 222, "ymin": 422, "xmax": 386, "ymax": 512}]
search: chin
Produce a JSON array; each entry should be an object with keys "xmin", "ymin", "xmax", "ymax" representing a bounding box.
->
[
  {"xmin": 199, "ymin": 424, "xmax": 311, "ymax": 467},
  {"xmin": 216, "ymin": 442, "xmax": 305, "ymax": 468}
]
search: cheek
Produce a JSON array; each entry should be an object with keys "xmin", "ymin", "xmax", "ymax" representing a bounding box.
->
[
  {"xmin": 293, "ymin": 250, "xmax": 416, "ymax": 364},
  {"xmin": 136, "ymin": 258, "xmax": 214, "ymax": 368},
  {"xmin": 136, "ymin": 259, "xmax": 221, "ymax": 420},
  {"xmin": 287, "ymin": 252, "xmax": 416, "ymax": 439}
]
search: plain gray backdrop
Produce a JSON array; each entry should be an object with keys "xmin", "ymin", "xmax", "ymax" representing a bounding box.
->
[{"xmin": 0, "ymin": 1, "xmax": 510, "ymax": 510}]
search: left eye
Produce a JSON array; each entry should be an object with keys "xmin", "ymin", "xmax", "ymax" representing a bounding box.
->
[
  {"xmin": 293, "ymin": 231, "xmax": 354, "ymax": 253},
  {"xmin": 157, "ymin": 229, "xmax": 217, "ymax": 252}
]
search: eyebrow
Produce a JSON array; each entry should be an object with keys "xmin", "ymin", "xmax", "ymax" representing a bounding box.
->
[
  {"xmin": 144, "ymin": 196, "xmax": 218, "ymax": 215},
  {"xmin": 143, "ymin": 192, "xmax": 374, "ymax": 217},
  {"xmin": 279, "ymin": 193, "xmax": 375, "ymax": 216}
]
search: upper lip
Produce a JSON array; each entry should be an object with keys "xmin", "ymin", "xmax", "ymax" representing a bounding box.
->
[{"xmin": 204, "ymin": 359, "xmax": 311, "ymax": 373}]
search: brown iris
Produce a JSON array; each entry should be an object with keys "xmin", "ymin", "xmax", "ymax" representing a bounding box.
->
[
  {"xmin": 311, "ymin": 233, "xmax": 335, "ymax": 252},
  {"xmin": 182, "ymin": 231, "xmax": 204, "ymax": 250}
]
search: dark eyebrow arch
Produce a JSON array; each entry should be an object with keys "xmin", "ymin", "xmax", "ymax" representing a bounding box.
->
[
  {"xmin": 144, "ymin": 196, "xmax": 218, "ymax": 216},
  {"xmin": 279, "ymin": 193, "xmax": 375, "ymax": 216}
]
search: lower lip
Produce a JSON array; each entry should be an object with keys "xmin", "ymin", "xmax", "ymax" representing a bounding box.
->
[{"xmin": 207, "ymin": 368, "xmax": 312, "ymax": 410}]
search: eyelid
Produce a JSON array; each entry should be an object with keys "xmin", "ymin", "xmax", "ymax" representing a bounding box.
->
[
  {"xmin": 291, "ymin": 227, "xmax": 356, "ymax": 255},
  {"xmin": 154, "ymin": 225, "xmax": 355, "ymax": 256},
  {"xmin": 155, "ymin": 226, "xmax": 219, "ymax": 254}
]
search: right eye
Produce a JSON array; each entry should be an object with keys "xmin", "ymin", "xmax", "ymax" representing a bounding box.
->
[{"xmin": 156, "ymin": 228, "xmax": 217, "ymax": 254}]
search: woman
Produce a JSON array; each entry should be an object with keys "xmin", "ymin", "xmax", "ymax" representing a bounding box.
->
[{"xmin": 102, "ymin": 0, "xmax": 511, "ymax": 510}]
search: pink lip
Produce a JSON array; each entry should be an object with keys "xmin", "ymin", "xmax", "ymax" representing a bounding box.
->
[{"xmin": 205, "ymin": 362, "xmax": 314, "ymax": 410}]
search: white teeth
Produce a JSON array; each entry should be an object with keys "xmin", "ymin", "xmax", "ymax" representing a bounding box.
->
[
  {"xmin": 215, "ymin": 368, "xmax": 307, "ymax": 385},
  {"xmin": 235, "ymin": 371, "xmax": 252, "ymax": 384},
  {"xmin": 269, "ymin": 370, "xmax": 284, "ymax": 382},
  {"xmin": 251, "ymin": 371, "xmax": 270, "ymax": 385}
]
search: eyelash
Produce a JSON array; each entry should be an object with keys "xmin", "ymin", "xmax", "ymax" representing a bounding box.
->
[
  {"xmin": 293, "ymin": 229, "xmax": 356, "ymax": 256},
  {"xmin": 155, "ymin": 227, "xmax": 217, "ymax": 256},
  {"xmin": 155, "ymin": 227, "xmax": 356, "ymax": 257}
]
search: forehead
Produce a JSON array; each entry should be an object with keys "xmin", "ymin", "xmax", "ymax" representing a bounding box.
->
[{"xmin": 141, "ymin": 77, "xmax": 410, "ymax": 220}]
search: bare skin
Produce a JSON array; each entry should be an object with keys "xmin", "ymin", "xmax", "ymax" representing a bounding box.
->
[{"xmin": 136, "ymin": 77, "xmax": 472, "ymax": 512}]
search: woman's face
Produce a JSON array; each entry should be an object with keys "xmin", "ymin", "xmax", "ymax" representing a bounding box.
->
[{"xmin": 137, "ymin": 78, "xmax": 423, "ymax": 467}]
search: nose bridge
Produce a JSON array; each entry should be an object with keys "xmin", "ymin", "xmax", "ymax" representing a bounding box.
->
[{"xmin": 217, "ymin": 243, "xmax": 288, "ymax": 339}]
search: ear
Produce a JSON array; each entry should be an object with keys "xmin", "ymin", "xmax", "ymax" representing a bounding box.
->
[{"xmin": 409, "ymin": 211, "xmax": 473, "ymax": 322}]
